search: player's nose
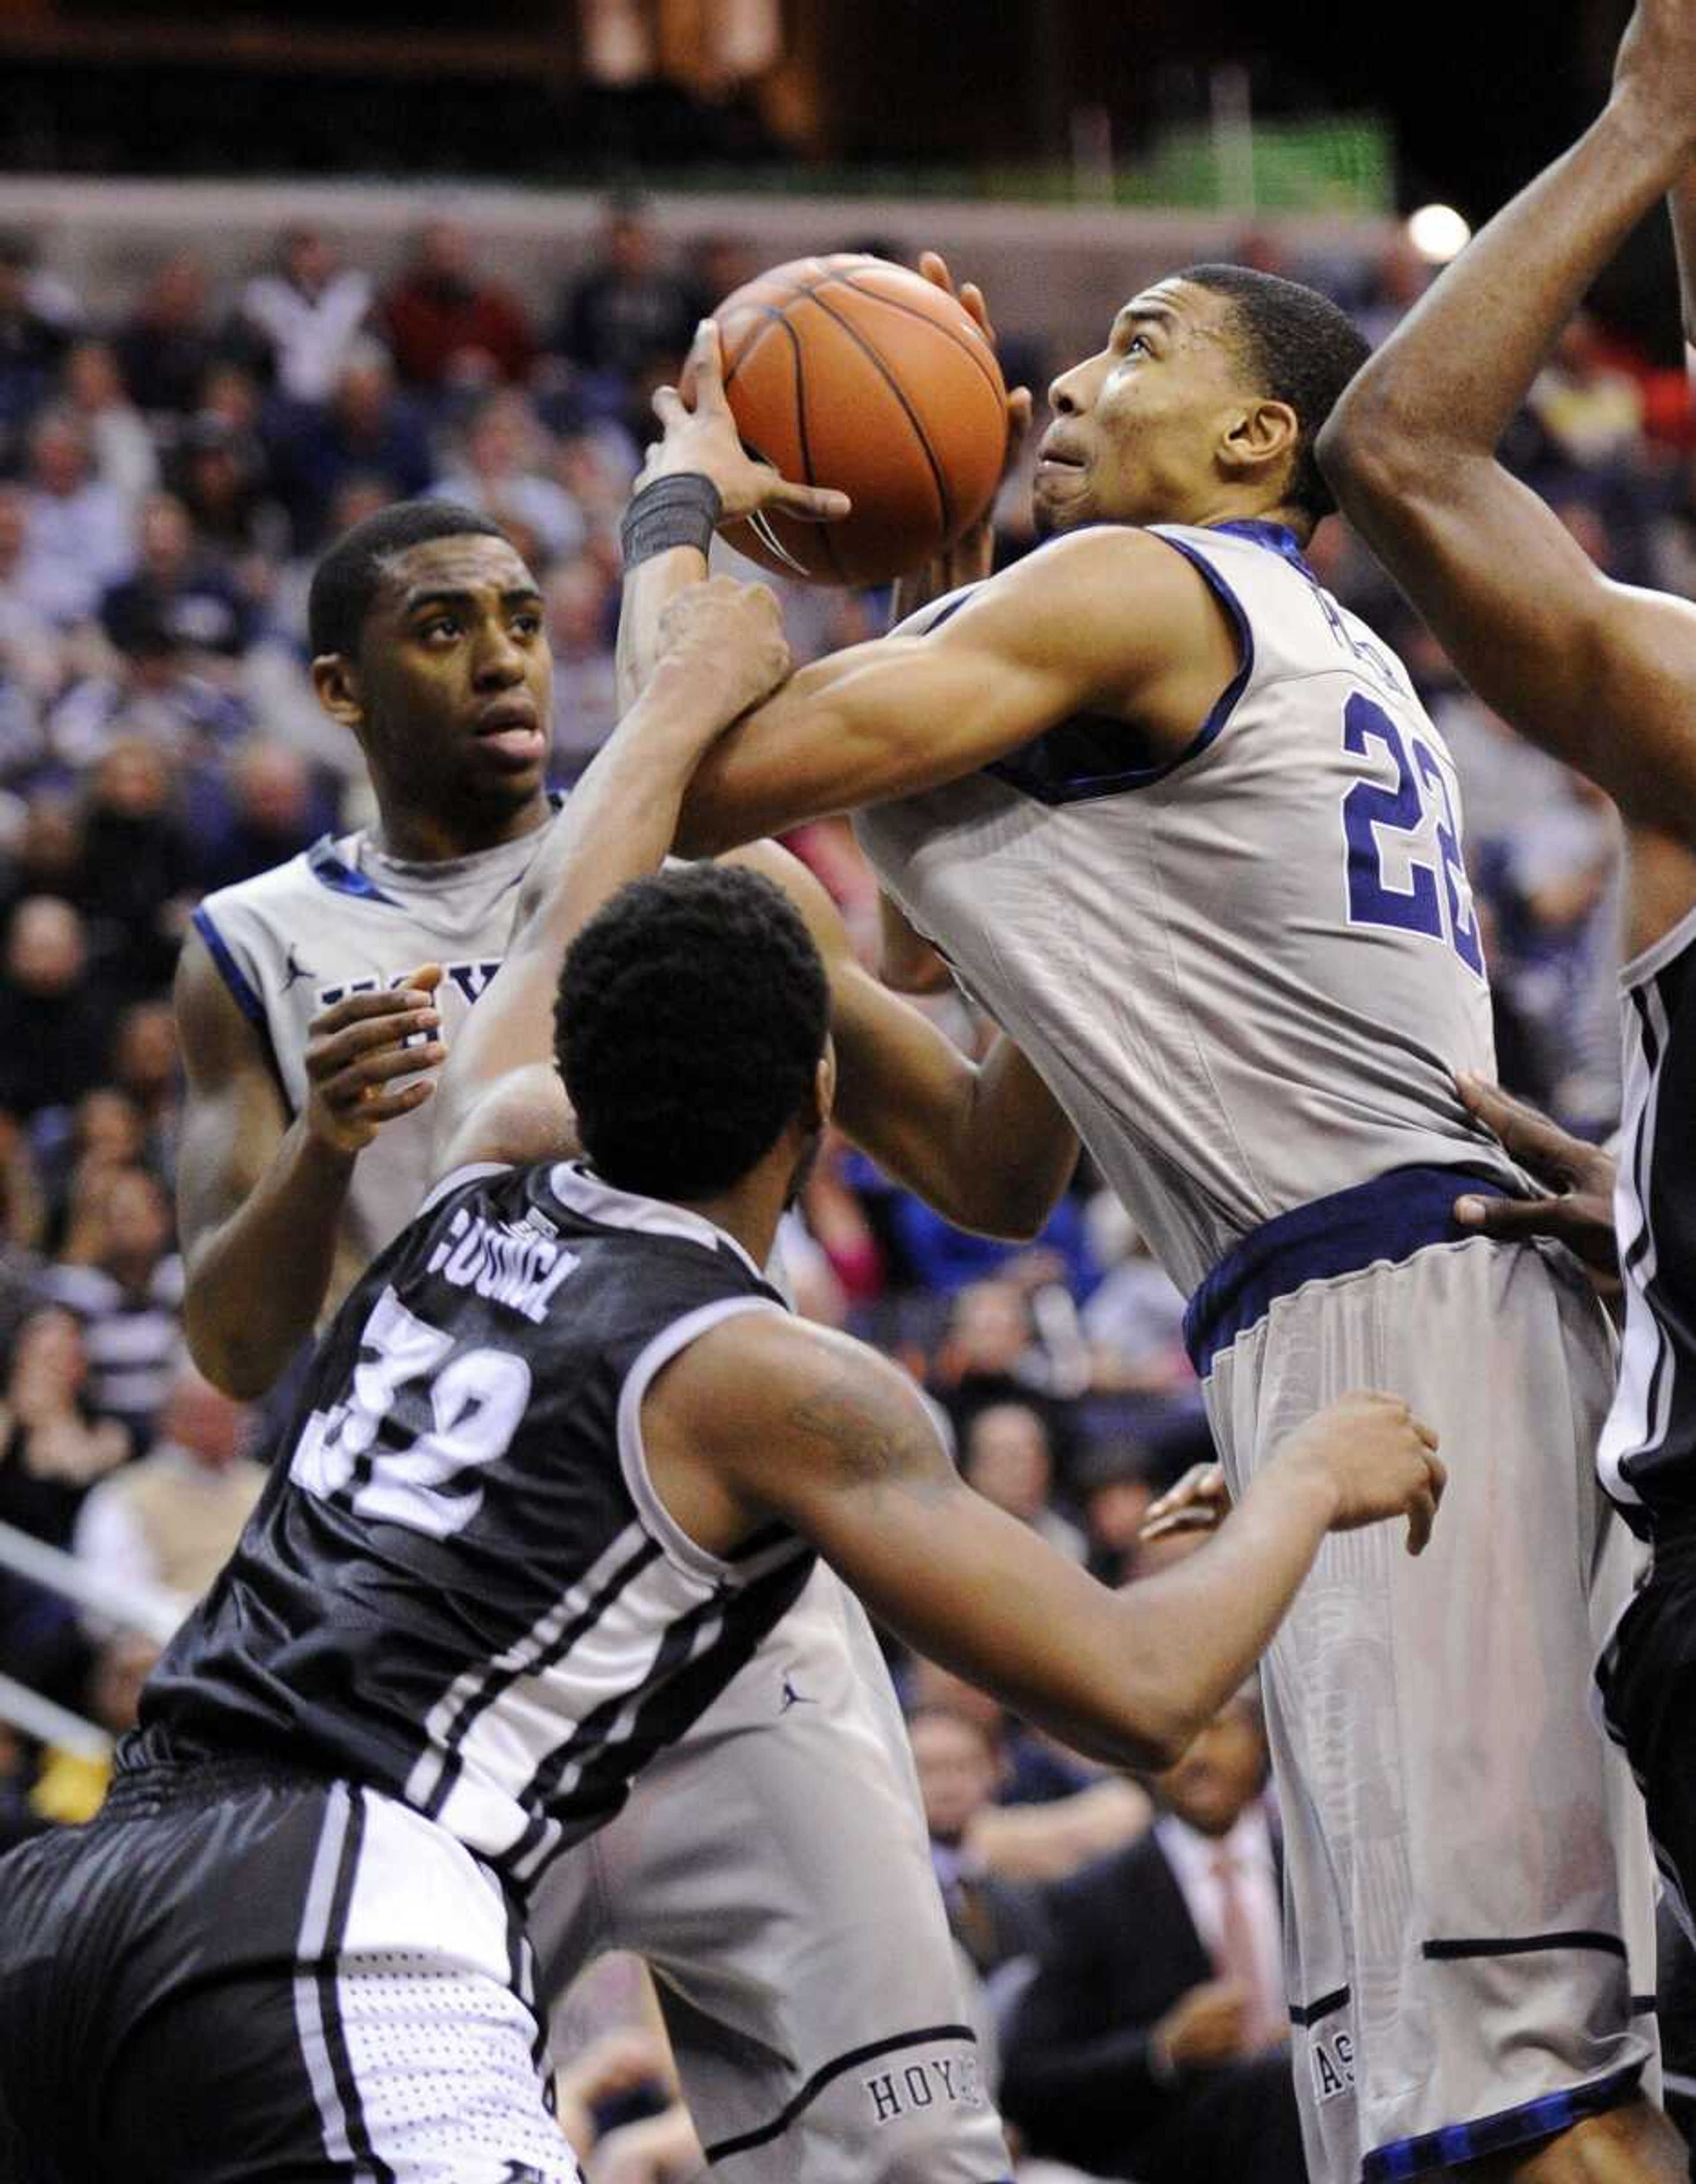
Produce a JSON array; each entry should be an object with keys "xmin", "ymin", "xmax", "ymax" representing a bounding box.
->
[
  {"xmin": 469, "ymin": 623, "xmax": 528, "ymax": 690},
  {"xmin": 1047, "ymin": 368, "xmax": 1087, "ymax": 417}
]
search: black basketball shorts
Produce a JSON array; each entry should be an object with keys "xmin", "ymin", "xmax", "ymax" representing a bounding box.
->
[{"xmin": 0, "ymin": 1756, "xmax": 583, "ymax": 2184}]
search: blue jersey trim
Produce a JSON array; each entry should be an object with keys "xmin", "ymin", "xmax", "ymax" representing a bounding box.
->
[
  {"xmin": 1209, "ymin": 517, "xmax": 1318, "ymax": 578},
  {"xmin": 1183, "ymin": 1162, "xmax": 1515, "ymax": 1377},
  {"xmin": 981, "ymin": 533, "xmax": 1255, "ymax": 808},
  {"xmin": 1361, "ymin": 2061, "xmax": 1643, "ymax": 2182},
  {"xmin": 306, "ymin": 836, "xmax": 398, "ymax": 906},
  {"xmin": 190, "ymin": 905, "xmax": 266, "ymax": 1028}
]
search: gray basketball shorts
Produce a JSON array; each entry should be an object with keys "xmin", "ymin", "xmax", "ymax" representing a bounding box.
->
[
  {"xmin": 1203, "ymin": 1230, "xmax": 1658, "ymax": 2184},
  {"xmin": 529, "ymin": 1564, "xmax": 1012, "ymax": 2184}
]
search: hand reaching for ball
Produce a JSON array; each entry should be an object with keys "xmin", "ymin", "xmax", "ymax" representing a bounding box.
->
[{"xmin": 644, "ymin": 319, "xmax": 852, "ymax": 529}]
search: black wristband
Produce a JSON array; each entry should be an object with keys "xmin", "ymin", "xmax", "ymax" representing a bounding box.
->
[{"xmin": 620, "ymin": 473, "xmax": 724, "ymax": 570}]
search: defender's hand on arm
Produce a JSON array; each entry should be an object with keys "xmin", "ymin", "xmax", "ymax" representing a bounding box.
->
[{"xmin": 1452, "ymin": 1072, "xmax": 1620, "ymax": 1284}]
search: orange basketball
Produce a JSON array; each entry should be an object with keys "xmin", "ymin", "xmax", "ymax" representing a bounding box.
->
[{"xmin": 715, "ymin": 254, "xmax": 1008, "ymax": 588}]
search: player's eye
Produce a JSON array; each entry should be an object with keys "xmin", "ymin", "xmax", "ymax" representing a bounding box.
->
[
  {"xmin": 421, "ymin": 617, "xmax": 460, "ymax": 641},
  {"xmin": 1125, "ymin": 334, "xmax": 1153, "ymax": 359},
  {"xmin": 511, "ymin": 613, "xmax": 542, "ymax": 638}
]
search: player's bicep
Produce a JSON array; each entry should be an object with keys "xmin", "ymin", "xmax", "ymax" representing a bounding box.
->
[
  {"xmin": 685, "ymin": 1320, "xmax": 1159, "ymax": 1765},
  {"xmin": 173, "ymin": 935, "xmax": 290, "ymax": 1254}
]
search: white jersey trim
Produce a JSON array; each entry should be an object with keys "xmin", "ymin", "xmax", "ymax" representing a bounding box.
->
[
  {"xmin": 1619, "ymin": 895, "xmax": 1696, "ymax": 993},
  {"xmin": 617, "ymin": 1294, "xmax": 793, "ymax": 1585},
  {"xmin": 416, "ymin": 1162, "xmax": 513, "ymax": 1219},
  {"xmin": 547, "ymin": 1161, "xmax": 769, "ymax": 1286}
]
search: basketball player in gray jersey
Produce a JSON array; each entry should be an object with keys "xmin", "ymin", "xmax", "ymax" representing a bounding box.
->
[
  {"xmin": 1319, "ymin": 0, "xmax": 1696, "ymax": 2082},
  {"xmin": 176, "ymin": 497, "xmax": 1092, "ymax": 2182},
  {"xmin": 613, "ymin": 262, "xmax": 1681, "ymax": 2173}
]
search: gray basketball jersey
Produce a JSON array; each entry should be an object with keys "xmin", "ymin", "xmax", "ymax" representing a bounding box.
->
[
  {"xmin": 855, "ymin": 520, "xmax": 1516, "ymax": 1293},
  {"xmin": 193, "ymin": 823, "xmax": 548, "ymax": 1290}
]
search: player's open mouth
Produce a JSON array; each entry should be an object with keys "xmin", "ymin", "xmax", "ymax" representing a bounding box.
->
[{"xmin": 473, "ymin": 704, "xmax": 545, "ymax": 766}]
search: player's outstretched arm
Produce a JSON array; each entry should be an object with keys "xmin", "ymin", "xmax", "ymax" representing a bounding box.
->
[
  {"xmin": 655, "ymin": 1315, "xmax": 1443, "ymax": 1771},
  {"xmin": 430, "ymin": 580, "xmax": 792, "ymax": 1179},
  {"xmin": 174, "ymin": 936, "xmax": 446, "ymax": 1398},
  {"xmin": 1318, "ymin": 1, "xmax": 1696, "ymax": 837},
  {"xmin": 728, "ymin": 838, "xmax": 1079, "ymax": 1239},
  {"xmin": 1674, "ymin": 167, "xmax": 1696, "ymax": 347}
]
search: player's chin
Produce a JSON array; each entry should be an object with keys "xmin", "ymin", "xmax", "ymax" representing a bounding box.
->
[{"xmin": 1032, "ymin": 476, "xmax": 1092, "ymax": 540}]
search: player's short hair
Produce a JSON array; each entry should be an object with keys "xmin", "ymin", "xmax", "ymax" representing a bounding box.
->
[
  {"xmin": 557, "ymin": 864, "xmax": 830, "ymax": 1203},
  {"xmin": 307, "ymin": 499, "xmax": 511, "ymax": 659},
  {"xmin": 1175, "ymin": 264, "xmax": 1370, "ymax": 526}
]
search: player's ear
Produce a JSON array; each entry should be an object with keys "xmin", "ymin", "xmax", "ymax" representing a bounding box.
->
[
  {"xmin": 814, "ymin": 1037, "xmax": 837, "ymax": 1131},
  {"xmin": 312, "ymin": 651, "xmax": 365, "ymax": 734},
  {"xmin": 1219, "ymin": 398, "xmax": 1300, "ymax": 488}
]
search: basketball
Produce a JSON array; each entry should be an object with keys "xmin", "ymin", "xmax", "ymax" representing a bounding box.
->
[{"xmin": 715, "ymin": 254, "xmax": 1009, "ymax": 587}]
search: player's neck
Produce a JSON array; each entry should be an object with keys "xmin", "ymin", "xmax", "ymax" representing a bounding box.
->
[
  {"xmin": 372, "ymin": 792, "xmax": 551, "ymax": 864},
  {"xmin": 674, "ymin": 1166, "xmax": 790, "ymax": 1274}
]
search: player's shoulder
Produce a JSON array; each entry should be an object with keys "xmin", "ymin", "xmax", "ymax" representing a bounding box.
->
[
  {"xmin": 978, "ymin": 522, "xmax": 1228, "ymax": 630},
  {"xmin": 656, "ymin": 1304, "xmax": 932, "ymax": 1449},
  {"xmin": 196, "ymin": 831, "xmax": 363, "ymax": 928}
]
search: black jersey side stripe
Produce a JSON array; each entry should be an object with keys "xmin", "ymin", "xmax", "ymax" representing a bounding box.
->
[{"xmin": 419, "ymin": 1531, "xmax": 663, "ymax": 1823}]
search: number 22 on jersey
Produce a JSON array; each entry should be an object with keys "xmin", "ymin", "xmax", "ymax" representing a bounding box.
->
[{"xmin": 1340, "ymin": 690, "xmax": 1484, "ymax": 977}]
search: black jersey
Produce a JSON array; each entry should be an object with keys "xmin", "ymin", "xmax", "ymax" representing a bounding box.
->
[
  {"xmin": 131, "ymin": 1160, "xmax": 811, "ymax": 1889},
  {"xmin": 1600, "ymin": 904, "xmax": 1696, "ymax": 1536}
]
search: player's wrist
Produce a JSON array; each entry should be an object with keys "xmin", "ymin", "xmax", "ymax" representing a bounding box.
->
[
  {"xmin": 1263, "ymin": 1437, "xmax": 1345, "ymax": 1533},
  {"xmin": 1600, "ymin": 82, "xmax": 1696, "ymax": 182},
  {"xmin": 621, "ymin": 474, "xmax": 724, "ymax": 572}
]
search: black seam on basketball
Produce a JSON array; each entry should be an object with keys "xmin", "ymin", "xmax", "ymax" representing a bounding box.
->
[
  {"xmin": 806, "ymin": 288, "xmax": 952, "ymax": 538},
  {"xmin": 829, "ymin": 274, "xmax": 1005, "ymax": 405},
  {"xmin": 722, "ymin": 304, "xmax": 789, "ymax": 390},
  {"xmin": 700, "ymin": 2022, "xmax": 977, "ymax": 2160},
  {"xmin": 781, "ymin": 312, "xmax": 847, "ymax": 584}
]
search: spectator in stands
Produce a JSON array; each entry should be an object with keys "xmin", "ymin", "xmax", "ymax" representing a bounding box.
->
[
  {"xmin": 683, "ymin": 232, "xmax": 757, "ymax": 323},
  {"xmin": 0, "ymin": 1306, "xmax": 129, "ymax": 1555},
  {"xmin": 1531, "ymin": 312, "xmax": 1646, "ymax": 470},
  {"xmin": 1080, "ymin": 1197, "xmax": 1191, "ymax": 1396},
  {"xmin": 961, "ymin": 1402, "xmax": 1086, "ymax": 1562},
  {"xmin": 114, "ymin": 254, "xmax": 221, "ymax": 421},
  {"xmin": 237, "ymin": 224, "xmax": 372, "ymax": 408},
  {"xmin": 269, "ymin": 337, "xmax": 434, "ymax": 548},
  {"xmin": 931, "ymin": 1278, "xmax": 1065, "ymax": 1443},
  {"xmin": 381, "ymin": 216, "xmax": 537, "ymax": 394},
  {"xmin": 0, "ymin": 485, "xmax": 61, "ymax": 777},
  {"xmin": 190, "ymin": 738, "xmax": 322, "ymax": 895},
  {"xmin": 60, "ymin": 340, "xmax": 158, "ymax": 505},
  {"xmin": 64, "ymin": 741, "xmax": 196, "ymax": 1005},
  {"xmin": 1001, "ymin": 1697, "xmax": 1302, "ymax": 2184},
  {"xmin": 0, "ymin": 232, "xmax": 72, "ymax": 457},
  {"xmin": 552, "ymin": 196, "xmax": 695, "ymax": 392},
  {"xmin": 169, "ymin": 410, "xmax": 286, "ymax": 561},
  {"xmin": 544, "ymin": 552, "xmax": 620, "ymax": 775},
  {"xmin": 1077, "ymin": 1444, "xmax": 1159, "ymax": 1587},
  {"xmin": 49, "ymin": 615, "xmax": 249, "ymax": 777},
  {"xmin": 15, "ymin": 409, "xmax": 134, "ymax": 627},
  {"xmin": 432, "ymin": 388, "xmax": 585, "ymax": 562},
  {"xmin": 42, "ymin": 1162, "xmax": 182, "ymax": 1448},
  {"xmin": 910, "ymin": 1703, "xmax": 1049, "ymax": 1981},
  {"xmin": 74, "ymin": 1362, "xmax": 262, "ymax": 1615},
  {"xmin": 109, "ymin": 1003, "xmax": 181, "ymax": 1183},
  {"xmin": 30, "ymin": 1626, "xmax": 160, "ymax": 1826},
  {"xmin": 0, "ymin": 899, "xmax": 110, "ymax": 1122},
  {"xmin": 100, "ymin": 491, "xmax": 254, "ymax": 664}
]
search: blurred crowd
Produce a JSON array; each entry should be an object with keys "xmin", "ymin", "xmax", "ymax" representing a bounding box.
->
[{"xmin": 0, "ymin": 193, "xmax": 1692, "ymax": 2181}]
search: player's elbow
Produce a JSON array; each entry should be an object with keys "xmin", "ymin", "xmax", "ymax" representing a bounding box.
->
[
  {"xmin": 1316, "ymin": 388, "xmax": 1429, "ymax": 516},
  {"xmin": 183, "ymin": 1298, "xmax": 284, "ymax": 1403}
]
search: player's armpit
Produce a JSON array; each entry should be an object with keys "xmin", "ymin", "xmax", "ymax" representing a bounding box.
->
[
  {"xmin": 673, "ymin": 526, "xmax": 1239, "ymax": 857},
  {"xmin": 727, "ymin": 840, "xmax": 1077, "ymax": 1239}
]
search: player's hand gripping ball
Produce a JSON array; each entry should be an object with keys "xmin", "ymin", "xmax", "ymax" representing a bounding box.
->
[{"xmin": 714, "ymin": 254, "xmax": 1009, "ymax": 587}]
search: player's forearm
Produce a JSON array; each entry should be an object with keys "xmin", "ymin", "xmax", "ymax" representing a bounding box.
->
[
  {"xmin": 614, "ymin": 545, "xmax": 708, "ymax": 711},
  {"xmin": 183, "ymin": 1122, "xmax": 355, "ymax": 1398},
  {"xmin": 1109, "ymin": 1453, "xmax": 1340, "ymax": 1760},
  {"xmin": 1325, "ymin": 100, "xmax": 1682, "ymax": 483}
]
